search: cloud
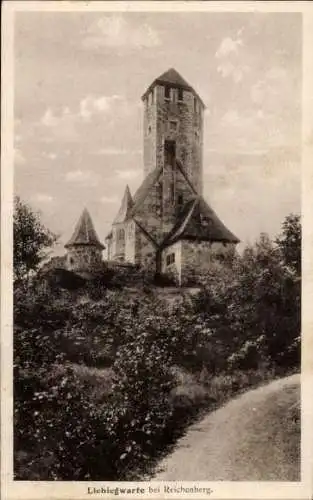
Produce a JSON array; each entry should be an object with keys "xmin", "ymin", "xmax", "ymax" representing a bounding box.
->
[
  {"xmin": 100, "ymin": 195, "xmax": 119, "ymax": 204},
  {"xmin": 31, "ymin": 193, "xmax": 54, "ymax": 204},
  {"xmin": 266, "ymin": 67, "xmax": 287, "ymax": 81},
  {"xmin": 79, "ymin": 94, "xmax": 124, "ymax": 120},
  {"xmin": 39, "ymin": 94, "xmax": 128, "ymax": 143},
  {"xmin": 215, "ymin": 34, "xmax": 249, "ymax": 83},
  {"xmin": 82, "ymin": 15, "xmax": 160, "ymax": 50},
  {"xmin": 115, "ymin": 169, "xmax": 140, "ymax": 180},
  {"xmin": 65, "ymin": 170, "xmax": 99, "ymax": 186},
  {"xmin": 41, "ymin": 108, "xmax": 59, "ymax": 127},
  {"xmin": 94, "ymin": 148, "xmax": 142, "ymax": 156},
  {"xmin": 40, "ymin": 107, "xmax": 79, "ymax": 141},
  {"xmin": 215, "ymin": 36, "xmax": 243, "ymax": 58},
  {"xmin": 221, "ymin": 109, "xmax": 240, "ymax": 127},
  {"xmin": 42, "ymin": 152, "xmax": 58, "ymax": 160},
  {"xmin": 217, "ymin": 62, "xmax": 248, "ymax": 83}
]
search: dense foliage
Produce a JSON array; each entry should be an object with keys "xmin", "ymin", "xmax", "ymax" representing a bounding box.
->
[
  {"xmin": 13, "ymin": 200, "xmax": 301, "ymax": 480},
  {"xmin": 13, "ymin": 196, "xmax": 57, "ymax": 281}
]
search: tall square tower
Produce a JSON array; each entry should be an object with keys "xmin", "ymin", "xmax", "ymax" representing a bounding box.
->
[{"xmin": 141, "ymin": 68, "xmax": 205, "ymax": 195}]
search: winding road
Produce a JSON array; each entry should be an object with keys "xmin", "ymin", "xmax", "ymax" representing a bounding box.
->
[{"xmin": 154, "ymin": 374, "xmax": 300, "ymax": 481}]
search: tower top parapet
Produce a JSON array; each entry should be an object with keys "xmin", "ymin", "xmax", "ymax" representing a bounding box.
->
[{"xmin": 141, "ymin": 68, "xmax": 206, "ymax": 108}]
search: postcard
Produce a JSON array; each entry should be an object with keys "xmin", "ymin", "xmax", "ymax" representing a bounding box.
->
[{"xmin": 1, "ymin": 1, "xmax": 313, "ymax": 499}]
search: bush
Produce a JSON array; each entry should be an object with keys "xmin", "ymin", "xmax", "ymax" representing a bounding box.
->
[{"xmin": 13, "ymin": 214, "xmax": 300, "ymax": 479}]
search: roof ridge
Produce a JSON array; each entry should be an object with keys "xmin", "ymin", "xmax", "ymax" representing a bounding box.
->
[
  {"xmin": 134, "ymin": 218, "xmax": 159, "ymax": 247},
  {"xmin": 176, "ymin": 160, "xmax": 198, "ymax": 194},
  {"xmin": 128, "ymin": 166, "xmax": 163, "ymax": 219},
  {"xmin": 178, "ymin": 198, "xmax": 199, "ymax": 236}
]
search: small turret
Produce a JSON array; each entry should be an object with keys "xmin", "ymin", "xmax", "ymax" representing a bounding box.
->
[{"xmin": 65, "ymin": 208, "xmax": 104, "ymax": 273}]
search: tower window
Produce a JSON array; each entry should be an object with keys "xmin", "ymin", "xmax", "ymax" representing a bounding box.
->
[
  {"xmin": 169, "ymin": 120, "xmax": 178, "ymax": 132},
  {"xmin": 178, "ymin": 88, "xmax": 183, "ymax": 101},
  {"xmin": 164, "ymin": 85, "xmax": 170, "ymax": 99},
  {"xmin": 177, "ymin": 194, "xmax": 183, "ymax": 207},
  {"xmin": 148, "ymin": 125, "xmax": 152, "ymax": 135},
  {"xmin": 171, "ymin": 89, "xmax": 178, "ymax": 103},
  {"xmin": 164, "ymin": 140, "xmax": 176, "ymax": 166}
]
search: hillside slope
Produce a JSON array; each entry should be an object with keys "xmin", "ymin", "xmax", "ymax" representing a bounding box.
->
[{"xmin": 154, "ymin": 374, "xmax": 300, "ymax": 481}]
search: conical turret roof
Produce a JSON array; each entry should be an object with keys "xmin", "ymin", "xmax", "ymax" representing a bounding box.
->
[
  {"xmin": 65, "ymin": 208, "xmax": 105, "ymax": 249},
  {"xmin": 113, "ymin": 185, "xmax": 133, "ymax": 224}
]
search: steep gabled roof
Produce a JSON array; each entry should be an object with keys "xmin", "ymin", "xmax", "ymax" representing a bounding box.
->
[
  {"xmin": 142, "ymin": 68, "xmax": 205, "ymax": 108},
  {"xmin": 164, "ymin": 196, "xmax": 240, "ymax": 246},
  {"xmin": 127, "ymin": 166, "xmax": 163, "ymax": 219},
  {"xmin": 65, "ymin": 208, "xmax": 105, "ymax": 250},
  {"xmin": 113, "ymin": 185, "xmax": 133, "ymax": 224}
]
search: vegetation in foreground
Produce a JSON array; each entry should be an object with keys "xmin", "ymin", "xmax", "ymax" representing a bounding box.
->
[{"xmin": 13, "ymin": 197, "xmax": 301, "ymax": 480}]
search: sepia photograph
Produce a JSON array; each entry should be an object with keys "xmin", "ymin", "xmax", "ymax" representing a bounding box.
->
[{"xmin": 1, "ymin": 1, "xmax": 313, "ymax": 498}]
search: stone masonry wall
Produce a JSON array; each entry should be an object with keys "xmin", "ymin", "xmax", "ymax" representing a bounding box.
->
[
  {"xmin": 161, "ymin": 241, "xmax": 182, "ymax": 283},
  {"xmin": 112, "ymin": 222, "xmax": 126, "ymax": 261},
  {"xmin": 180, "ymin": 240, "xmax": 235, "ymax": 285},
  {"xmin": 66, "ymin": 246, "xmax": 103, "ymax": 273},
  {"xmin": 143, "ymin": 88, "xmax": 157, "ymax": 176},
  {"xmin": 124, "ymin": 220, "xmax": 136, "ymax": 264},
  {"xmin": 134, "ymin": 223, "xmax": 157, "ymax": 271},
  {"xmin": 134, "ymin": 162, "xmax": 195, "ymax": 245},
  {"xmin": 143, "ymin": 84, "xmax": 204, "ymax": 194}
]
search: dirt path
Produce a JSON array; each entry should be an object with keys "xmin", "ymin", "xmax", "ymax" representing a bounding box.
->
[{"xmin": 154, "ymin": 374, "xmax": 300, "ymax": 481}]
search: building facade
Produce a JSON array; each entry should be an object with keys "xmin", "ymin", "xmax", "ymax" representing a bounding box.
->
[{"xmin": 104, "ymin": 68, "xmax": 240, "ymax": 284}]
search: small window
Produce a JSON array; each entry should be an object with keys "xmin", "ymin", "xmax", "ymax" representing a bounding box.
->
[
  {"xmin": 164, "ymin": 86, "xmax": 170, "ymax": 99},
  {"xmin": 171, "ymin": 89, "xmax": 177, "ymax": 103},
  {"xmin": 148, "ymin": 125, "xmax": 152, "ymax": 135},
  {"xmin": 166, "ymin": 253, "xmax": 175, "ymax": 266},
  {"xmin": 177, "ymin": 194, "xmax": 183, "ymax": 207},
  {"xmin": 118, "ymin": 229, "xmax": 125, "ymax": 240},
  {"xmin": 169, "ymin": 120, "xmax": 178, "ymax": 132},
  {"xmin": 151, "ymin": 89, "xmax": 154, "ymax": 104},
  {"xmin": 178, "ymin": 88, "xmax": 183, "ymax": 101}
]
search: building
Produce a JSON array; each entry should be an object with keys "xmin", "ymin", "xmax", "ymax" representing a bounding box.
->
[
  {"xmin": 107, "ymin": 68, "xmax": 240, "ymax": 284},
  {"xmin": 65, "ymin": 208, "xmax": 105, "ymax": 275}
]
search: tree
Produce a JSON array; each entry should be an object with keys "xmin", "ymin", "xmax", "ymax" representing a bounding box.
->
[
  {"xmin": 13, "ymin": 196, "xmax": 57, "ymax": 281},
  {"xmin": 275, "ymin": 213, "xmax": 301, "ymax": 275}
]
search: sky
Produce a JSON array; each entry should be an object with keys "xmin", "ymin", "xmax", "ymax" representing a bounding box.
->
[{"xmin": 14, "ymin": 11, "xmax": 302, "ymax": 255}]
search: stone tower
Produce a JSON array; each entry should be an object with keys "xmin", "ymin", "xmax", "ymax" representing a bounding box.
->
[
  {"xmin": 65, "ymin": 208, "xmax": 105, "ymax": 273},
  {"xmin": 142, "ymin": 68, "xmax": 205, "ymax": 195}
]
